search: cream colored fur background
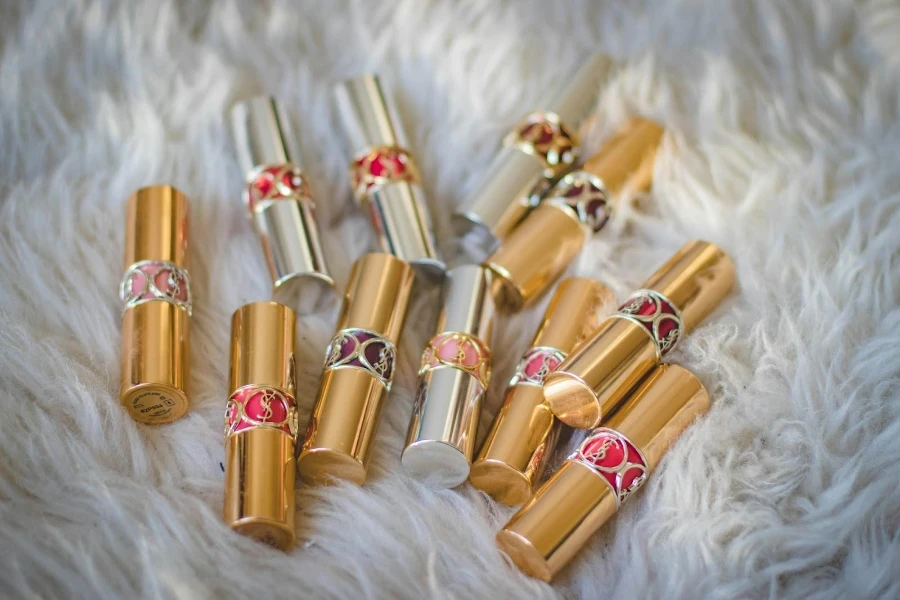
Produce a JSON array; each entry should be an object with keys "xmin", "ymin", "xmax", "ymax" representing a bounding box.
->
[{"xmin": 1, "ymin": 1, "xmax": 899, "ymax": 598}]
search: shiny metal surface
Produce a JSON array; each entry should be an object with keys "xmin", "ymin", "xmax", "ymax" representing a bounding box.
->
[
  {"xmin": 498, "ymin": 364, "xmax": 709, "ymax": 582},
  {"xmin": 402, "ymin": 265, "xmax": 496, "ymax": 488},
  {"xmin": 253, "ymin": 200, "xmax": 335, "ymax": 314},
  {"xmin": 453, "ymin": 54, "xmax": 612, "ymax": 251},
  {"xmin": 582, "ymin": 117, "xmax": 663, "ymax": 198},
  {"xmin": 229, "ymin": 96, "xmax": 300, "ymax": 172},
  {"xmin": 334, "ymin": 76, "xmax": 444, "ymax": 277}
]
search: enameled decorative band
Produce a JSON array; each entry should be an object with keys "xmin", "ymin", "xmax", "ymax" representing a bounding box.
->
[
  {"xmin": 350, "ymin": 145, "xmax": 419, "ymax": 199},
  {"xmin": 508, "ymin": 346, "xmax": 567, "ymax": 388},
  {"xmin": 545, "ymin": 171, "xmax": 611, "ymax": 234},
  {"xmin": 245, "ymin": 163, "xmax": 313, "ymax": 213},
  {"xmin": 613, "ymin": 289, "xmax": 684, "ymax": 356},
  {"xmin": 323, "ymin": 328, "xmax": 396, "ymax": 389},
  {"xmin": 419, "ymin": 331, "xmax": 492, "ymax": 391},
  {"xmin": 569, "ymin": 427, "xmax": 648, "ymax": 507},
  {"xmin": 505, "ymin": 111, "xmax": 579, "ymax": 172},
  {"xmin": 120, "ymin": 260, "xmax": 192, "ymax": 315},
  {"xmin": 224, "ymin": 385, "xmax": 299, "ymax": 439}
]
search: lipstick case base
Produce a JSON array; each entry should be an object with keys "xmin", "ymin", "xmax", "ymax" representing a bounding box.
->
[
  {"xmin": 401, "ymin": 439, "xmax": 471, "ymax": 488},
  {"xmin": 272, "ymin": 272, "xmax": 337, "ymax": 317},
  {"xmin": 295, "ymin": 447, "xmax": 367, "ymax": 487},
  {"xmin": 120, "ymin": 300, "xmax": 190, "ymax": 425},
  {"xmin": 468, "ymin": 459, "xmax": 534, "ymax": 506}
]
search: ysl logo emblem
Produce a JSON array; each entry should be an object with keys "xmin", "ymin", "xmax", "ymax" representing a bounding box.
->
[
  {"xmin": 373, "ymin": 347, "xmax": 390, "ymax": 376},
  {"xmin": 534, "ymin": 355, "xmax": 553, "ymax": 380},
  {"xmin": 258, "ymin": 391, "xmax": 276, "ymax": 422},
  {"xmin": 587, "ymin": 437, "xmax": 615, "ymax": 462},
  {"xmin": 454, "ymin": 344, "xmax": 468, "ymax": 364}
]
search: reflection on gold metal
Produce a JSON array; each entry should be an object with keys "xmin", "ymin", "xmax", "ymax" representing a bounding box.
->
[
  {"xmin": 485, "ymin": 117, "xmax": 664, "ymax": 312},
  {"xmin": 452, "ymin": 55, "xmax": 612, "ymax": 258},
  {"xmin": 297, "ymin": 253, "xmax": 414, "ymax": 485},
  {"xmin": 497, "ymin": 364, "xmax": 710, "ymax": 582},
  {"xmin": 544, "ymin": 240, "xmax": 734, "ymax": 429},
  {"xmin": 119, "ymin": 185, "xmax": 191, "ymax": 424},
  {"xmin": 223, "ymin": 301, "xmax": 298, "ymax": 551},
  {"xmin": 469, "ymin": 278, "xmax": 612, "ymax": 504}
]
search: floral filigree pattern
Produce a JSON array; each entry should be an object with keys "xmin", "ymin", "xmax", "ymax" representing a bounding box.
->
[
  {"xmin": 506, "ymin": 111, "xmax": 579, "ymax": 173},
  {"xmin": 546, "ymin": 171, "xmax": 611, "ymax": 233},
  {"xmin": 570, "ymin": 427, "xmax": 648, "ymax": 506},
  {"xmin": 224, "ymin": 385, "xmax": 299, "ymax": 438},
  {"xmin": 419, "ymin": 332, "xmax": 491, "ymax": 391},
  {"xmin": 323, "ymin": 328, "xmax": 396, "ymax": 389},
  {"xmin": 509, "ymin": 346, "xmax": 567, "ymax": 387},
  {"xmin": 616, "ymin": 289, "xmax": 683, "ymax": 355},
  {"xmin": 245, "ymin": 163, "xmax": 313, "ymax": 212},
  {"xmin": 120, "ymin": 260, "xmax": 192, "ymax": 315},
  {"xmin": 350, "ymin": 146, "xmax": 419, "ymax": 198}
]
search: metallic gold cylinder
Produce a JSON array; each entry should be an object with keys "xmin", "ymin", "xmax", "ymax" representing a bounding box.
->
[
  {"xmin": 297, "ymin": 253, "xmax": 415, "ymax": 485},
  {"xmin": 453, "ymin": 54, "xmax": 611, "ymax": 257},
  {"xmin": 497, "ymin": 364, "xmax": 709, "ymax": 582},
  {"xmin": 334, "ymin": 76, "xmax": 445, "ymax": 280},
  {"xmin": 223, "ymin": 301, "xmax": 298, "ymax": 550},
  {"xmin": 544, "ymin": 240, "xmax": 734, "ymax": 429},
  {"xmin": 469, "ymin": 278, "xmax": 612, "ymax": 504},
  {"xmin": 485, "ymin": 117, "xmax": 663, "ymax": 312},
  {"xmin": 401, "ymin": 265, "xmax": 496, "ymax": 488},
  {"xmin": 229, "ymin": 97, "xmax": 335, "ymax": 315},
  {"xmin": 119, "ymin": 185, "xmax": 191, "ymax": 424}
]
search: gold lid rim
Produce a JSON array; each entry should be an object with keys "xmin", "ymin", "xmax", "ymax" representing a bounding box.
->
[{"xmin": 543, "ymin": 370, "xmax": 602, "ymax": 429}]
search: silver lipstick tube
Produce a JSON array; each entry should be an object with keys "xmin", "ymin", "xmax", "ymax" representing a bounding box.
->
[
  {"xmin": 452, "ymin": 54, "xmax": 612, "ymax": 258},
  {"xmin": 401, "ymin": 265, "xmax": 496, "ymax": 488},
  {"xmin": 334, "ymin": 75, "xmax": 445, "ymax": 281},
  {"xmin": 229, "ymin": 97, "xmax": 335, "ymax": 315}
]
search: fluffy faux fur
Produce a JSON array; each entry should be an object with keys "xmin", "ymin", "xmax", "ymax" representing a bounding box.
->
[{"xmin": 1, "ymin": 1, "xmax": 899, "ymax": 598}]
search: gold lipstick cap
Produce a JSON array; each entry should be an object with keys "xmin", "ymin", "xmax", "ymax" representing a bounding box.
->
[
  {"xmin": 497, "ymin": 363, "xmax": 709, "ymax": 582},
  {"xmin": 297, "ymin": 253, "xmax": 415, "ymax": 485},
  {"xmin": 469, "ymin": 278, "xmax": 612, "ymax": 504},
  {"xmin": 544, "ymin": 240, "xmax": 734, "ymax": 429},
  {"xmin": 229, "ymin": 97, "xmax": 335, "ymax": 315},
  {"xmin": 224, "ymin": 301, "xmax": 298, "ymax": 550},
  {"xmin": 334, "ymin": 75, "xmax": 445, "ymax": 281},
  {"xmin": 485, "ymin": 117, "xmax": 663, "ymax": 312},
  {"xmin": 401, "ymin": 265, "xmax": 496, "ymax": 488},
  {"xmin": 119, "ymin": 185, "xmax": 191, "ymax": 424},
  {"xmin": 452, "ymin": 54, "xmax": 612, "ymax": 258}
]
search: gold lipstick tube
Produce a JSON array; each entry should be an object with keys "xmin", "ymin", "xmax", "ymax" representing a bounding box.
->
[
  {"xmin": 469, "ymin": 278, "xmax": 612, "ymax": 504},
  {"xmin": 401, "ymin": 265, "xmax": 496, "ymax": 488},
  {"xmin": 544, "ymin": 240, "xmax": 734, "ymax": 429},
  {"xmin": 334, "ymin": 76, "xmax": 445, "ymax": 281},
  {"xmin": 223, "ymin": 301, "xmax": 298, "ymax": 550},
  {"xmin": 119, "ymin": 185, "xmax": 191, "ymax": 424},
  {"xmin": 485, "ymin": 118, "xmax": 664, "ymax": 312},
  {"xmin": 297, "ymin": 253, "xmax": 414, "ymax": 485},
  {"xmin": 229, "ymin": 97, "xmax": 335, "ymax": 315},
  {"xmin": 497, "ymin": 363, "xmax": 709, "ymax": 581},
  {"xmin": 453, "ymin": 55, "xmax": 611, "ymax": 257}
]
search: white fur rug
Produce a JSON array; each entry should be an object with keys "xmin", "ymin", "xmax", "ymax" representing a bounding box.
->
[{"xmin": 2, "ymin": 1, "xmax": 899, "ymax": 598}]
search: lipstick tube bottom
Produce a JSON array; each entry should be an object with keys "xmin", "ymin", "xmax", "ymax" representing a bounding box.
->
[
  {"xmin": 297, "ymin": 369, "xmax": 387, "ymax": 486},
  {"xmin": 224, "ymin": 428, "xmax": 296, "ymax": 551},
  {"xmin": 120, "ymin": 301, "xmax": 190, "ymax": 424}
]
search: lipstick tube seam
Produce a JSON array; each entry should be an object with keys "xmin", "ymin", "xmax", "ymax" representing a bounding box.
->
[
  {"xmin": 119, "ymin": 259, "xmax": 193, "ymax": 316},
  {"xmin": 119, "ymin": 185, "xmax": 191, "ymax": 425},
  {"xmin": 497, "ymin": 363, "xmax": 710, "ymax": 582},
  {"xmin": 543, "ymin": 240, "xmax": 734, "ymax": 430},
  {"xmin": 224, "ymin": 301, "xmax": 298, "ymax": 551},
  {"xmin": 230, "ymin": 97, "xmax": 335, "ymax": 314}
]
